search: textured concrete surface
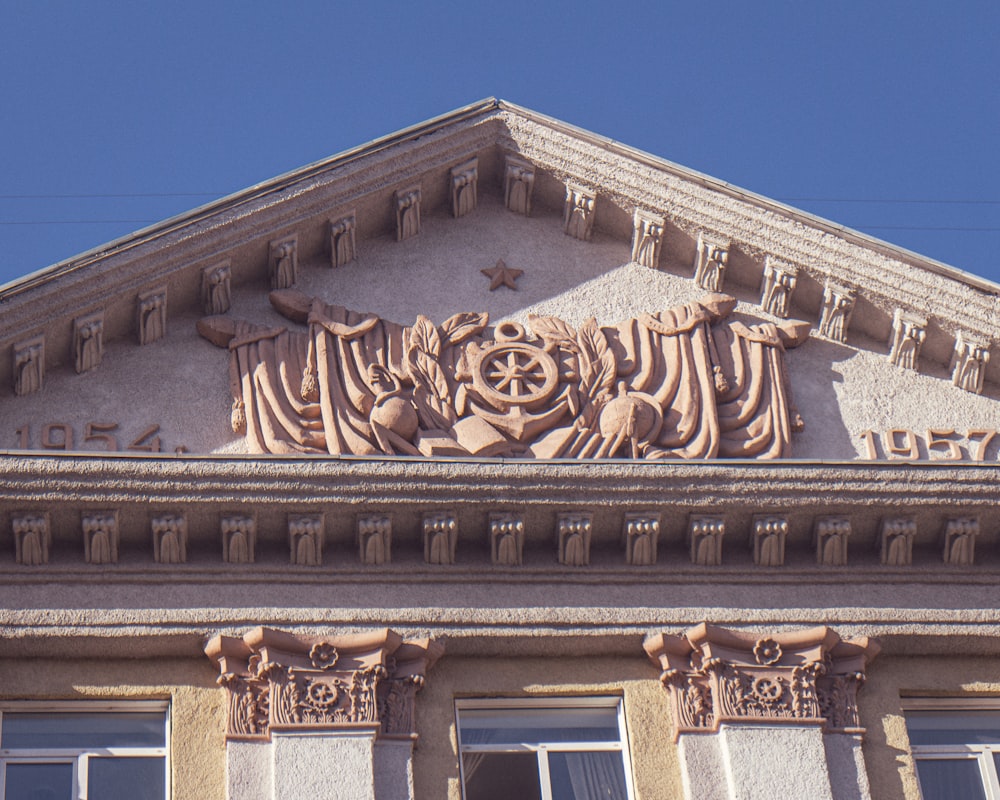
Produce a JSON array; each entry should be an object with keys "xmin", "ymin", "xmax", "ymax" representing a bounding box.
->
[
  {"xmin": 825, "ymin": 734, "xmax": 872, "ymax": 800},
  {"xmin": 373, "ymin": 739, "xmax": 415, "ymax": 800},
  {"xmin": 272, "ymin": 729, "xmax": 378, "ymax": 800},
  {"xmin": 719, "ymin": 724, "xmax": 834, "ymax": 800},
  {"xmin": 227, "ymin": 739, "xmax": 271, "ymax": 800},
  {"xmin": 678, "ymin": 735, "xmax": 728, "ymax": 800}
]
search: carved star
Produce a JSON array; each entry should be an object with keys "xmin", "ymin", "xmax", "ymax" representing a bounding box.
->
[{"xmin": 481, "ymin": 259, "xmax": 523, "ymax": 291}]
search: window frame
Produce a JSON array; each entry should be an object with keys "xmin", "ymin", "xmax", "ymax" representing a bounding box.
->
[
  {"xmin": 455, "ymin": 696, "xmax": 636, "ymax": 800},
  {"xmin": 902, "ymin": 698, "xmax": 1000, "ymax": 800},
  {"xmin": 0, "ymin": 700, "xmax": 170, "ymax": 800}
]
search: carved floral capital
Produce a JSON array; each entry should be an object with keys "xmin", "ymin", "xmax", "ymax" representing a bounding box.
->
[
  {"xmin": 644, "ymin": 623, "xmax": 879, "ymax": 738},
  {"xmin": 205, "ymin": 627, "xmax": 443, "ymax": 741}
]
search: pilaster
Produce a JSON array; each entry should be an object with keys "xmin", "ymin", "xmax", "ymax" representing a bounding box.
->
[
  {"xmin": 645, "ymin": 623, "xmax": 879, "ymax": 800},
  {"xmin": 205, "ymin": 627, "xmax": 442, "ymax": 800}
]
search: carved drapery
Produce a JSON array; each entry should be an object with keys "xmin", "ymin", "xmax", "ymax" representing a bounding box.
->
[
  {"xmin": 198, "ymin": 290, "xmax": 809, "ymax": 460},
  {"xmin": 205, "ymin": 627, "xmax": 442, "ymax": 741},
  {"xmin": 644, "ymin": 623, "xmax": 879, "ymax": 738}
]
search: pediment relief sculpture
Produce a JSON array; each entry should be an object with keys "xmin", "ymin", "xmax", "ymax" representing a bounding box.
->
[{"xmin": 197, "ymin": 289, "xmax": 810, "ymax": 460}]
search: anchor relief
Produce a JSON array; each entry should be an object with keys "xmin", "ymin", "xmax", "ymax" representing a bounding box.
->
[{"xmin": 197, "ymin": 290, "xmax": 809, "ymax": 459}]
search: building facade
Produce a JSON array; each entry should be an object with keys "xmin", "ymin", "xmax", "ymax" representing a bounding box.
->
[{"xmin": 1, "ymin": 99, "xmax": 999, "ymax": 799}]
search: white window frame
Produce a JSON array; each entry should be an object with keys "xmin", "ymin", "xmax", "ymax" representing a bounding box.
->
[
  {"xmin": 455, "ymin": 696, "xmax": 636, "ymax": 800},
  {"xmin": 0, "ymin": 700, "xmax": 170, "ymax": 800},
  {"xmin": 902, "ymin": 698, "xmax": 1000, "ymax": 800}
]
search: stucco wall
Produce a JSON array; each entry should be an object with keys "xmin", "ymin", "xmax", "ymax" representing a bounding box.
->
[{"xmin": 0, "ymin": 656, "xmax": 226, "ymax": 800}]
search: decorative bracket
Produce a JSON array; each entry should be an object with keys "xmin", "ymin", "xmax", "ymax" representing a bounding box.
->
[
  {"xmin": 644, "ymin": 623, "xmax": 880, "ymax": 738},
  {"xmin": 204, "ymin": 627, "xmax": 443, "ymax": 741}
]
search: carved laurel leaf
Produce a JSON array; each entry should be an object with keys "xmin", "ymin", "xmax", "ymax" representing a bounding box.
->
[
  {"xmin": 407, "ymin": 350, "xmax": 457, "ymax": 430},
  {"xmin": 409, "ymin": 315, "xmax": 442, "ymax": 358},
  {"xmin": 439, "ymin": 312, "xmax": 488, "ymax": 346},
  {"xmin": 528, "ymin": 314, "xmax": 577, "ymax": 346},
  {"xmin": 577, "ymin": 318, "xmax": 616, "ymax": 397}
]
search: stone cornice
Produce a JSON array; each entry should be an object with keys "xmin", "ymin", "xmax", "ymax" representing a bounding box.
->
[{"xmin": 1, "ymin": 452, "xmax": 998, "ymax": 507}]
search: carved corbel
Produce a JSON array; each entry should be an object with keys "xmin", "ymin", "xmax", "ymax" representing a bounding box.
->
[
  {"xmin": 557, "ymin": 512, "xmax": 592, "ymax": 566},
  {"xmin": 358, "ymin": 514, "xmax": 392, "ymax": 566},
  {"xmin": 814, "ymin": 516, "xmax": 850, "ymax": 566},
  {"xmin": 951, "ymin": 332, "xmax": 990, "ymax": 394},
  {"xmin": 12, "ymin": 335, "xmax": 44, "ymax": 396},
  {"xmin": 751, "ymin": 515, "xmax": 788, "ymax": 566},
  {"xmin": 942, "ymin": 517, "xmax": 978, "ymax": 566},
  {"xmin": 222, "ymin": 513, "xmax": 256, "ymax": 564},
  {"xmin": 450, "ymin": 158, "xmax": 478, "ymax": 218},
  {"xmin": 489, "ymin": 513, "xmax": 524, "ymax": 566},
  {"xmin": 563, "ymin": 184, "xmax": 596, "ymax": 241},
  {"xmin": 879, "ymin": 518, "xmax": 915, "ymax": 566},
  {"xmin": 13, "ymin": 512, "xmax": 50, "ymax": 566},
  {"xmin": 693, "ymin": 233, "xmax": 729, "ymax": 292},
  {"xmin": 760, "ymin": 258, "xmax": 798, "ymax": 318},
  {"xmin": 623, "ymin": 513, "xmax": 659, "ymax": 566},
  {"xmin": 329, "ymin": 212, "xmax": 357, "ymax": 268},
  {"xmin": 136, "ymin": 287, "xmax": 167, "ymax": 346},
  {"xmin": 289, "ymin": 514, "xmax": 324, "ymax": 566},
  {"xmin": 631, "ymin": 210, "xmax": 665, "ymax": 268},
  {"xmin": 888, "ymin": 310, "xmax": 927, "ymax": 370},
  {"xmin": 644, "ymin": 623, "xmax": 880, "ymax": 738},
  {"xmin": 72, "ymin": 311, "xmax": 104, "ymax": 374},
  {"xmin": 269, "ymin": 235, "xmax": 298, "ymax": 290},
  {"xmin": 688, "ymin": 515, "xmax": 724, "ymax": 566},
  {"xmin": 82, "ymin": 511, "xmax": 119, "ymax": 565},
  {"xmin": 818, "ymin": 281, "xmax": 856, "ymax": 343},
  {"xmin": 503, "ymin": 155, "xmax": 534, "ymax": 215},
  {"xmin": 201, "ymin": 261, "xmax": 232, "ymax": 315},
  {"xmin": 423, "ymin": 512, "xmax": 457, "ymax": 565},
  {"xmin": 395, "ymin": 186, "xmax": 422, "ymax": 241},
  {"xmin": 204, "ymin": 627, "xmax": 443, "ymax": 741},
  {"xmin": 152, "ymin": 513, "xmax": 188, "ymax": 564}
]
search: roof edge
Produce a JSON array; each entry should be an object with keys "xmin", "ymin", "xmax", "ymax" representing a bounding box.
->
[
  {"xmin": 0, "ymin": 98, "xmax": 503, "ymax": 301},
  {"xmin": 496, "ymin": 99, "xmax": 1000, "ymax": 297}
]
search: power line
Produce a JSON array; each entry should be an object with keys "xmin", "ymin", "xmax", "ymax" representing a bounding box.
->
[
  {"xmin": 0, "ymin": 192, "xmax": 226, "ymax": 199},
  {"xmin": 779, "ymin": 197, "xmax": 1000, "ymax": 205},
  {"xmin": 0, "ymin": 220, "xmax": 158, "ymax": 225}
]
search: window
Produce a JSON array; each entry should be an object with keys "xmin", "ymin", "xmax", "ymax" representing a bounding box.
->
[
  {"xmin": 456, "ymin": 697, "xmax": 634, "ymax": 800},
  {"xmin": 904, "ymin": 699, "xmax": 1000, "ymax": 800},
  {"xmin": 0, "ymin": 701, "xmax": 168, "ymax": 800}
]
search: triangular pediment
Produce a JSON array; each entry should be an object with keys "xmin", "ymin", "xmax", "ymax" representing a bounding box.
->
[{"xmin": 2, "ymin": 99, "xmax": 998, "ymax": 463}]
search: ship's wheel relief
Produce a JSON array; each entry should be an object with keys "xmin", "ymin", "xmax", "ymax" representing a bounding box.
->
[{"xmin": 472, "ymin": 323, "xmax": 558, "ymax": 410}]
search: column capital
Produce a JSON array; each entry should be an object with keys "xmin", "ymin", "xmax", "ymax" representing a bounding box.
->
[
  {"xmin": 644, "ymin": 624, "xmax": 879, "ymax": 738},
  {"xmin": 205, "ymin": 627, "xmax": 443, "ymax": 741}
]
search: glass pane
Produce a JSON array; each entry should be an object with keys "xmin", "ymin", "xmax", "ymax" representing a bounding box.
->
[
  {"xmin": 463, "ymin": 752, "xmax": 542, "ymax": 800},
  {"xmin": 906, "ymin": 710, "xmax": 1000, "ymax": 745},
  {"xmin": 915, "ymin": 758, "xmax": 988, "ymax": 800},
  {"xmin": 549, "ymin": 751, "xmax": 629, "ymax": 800},
  {"xmin": 89, "ymin": 757, "xmax": 165, "ymax": 800},
  {"xmin": 2, "ymin": 712, "xmax": 165, "ymax": 749},
  {"xmin": 460, "ymin": 707, "xmax": 620, "ymax": 745},
  {"xmin": 5, "ymin": 762, "xmax": 73, "ymax": 800}
]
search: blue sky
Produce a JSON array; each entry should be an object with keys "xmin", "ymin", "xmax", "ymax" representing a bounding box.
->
[{"xmin": 2, "ymin": 1, "xmax": 998, "ymax": 287}]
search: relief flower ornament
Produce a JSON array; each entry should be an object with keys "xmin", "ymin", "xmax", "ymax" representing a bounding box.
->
[
  {"xmin": 753, "ymin": 637, "xmax": 783, "ymax": 666},
  {"xmin": 310, "ymin": 642, "xmax": 339, "ymax": 670}
]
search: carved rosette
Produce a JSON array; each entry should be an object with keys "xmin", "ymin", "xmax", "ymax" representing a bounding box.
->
[
  {"xmin": 644, "ymin": 624, "xmax": 879, "ymax": 738},
  {"xmin": 205, "ymin": 627, "xmax": 442, "ymax": 741}
]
